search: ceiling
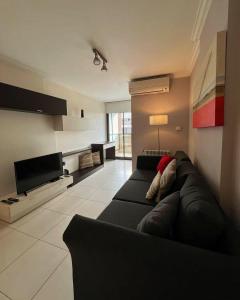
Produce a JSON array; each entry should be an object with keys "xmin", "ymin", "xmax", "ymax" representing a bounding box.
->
[{"xmin": 0, "ymin": 0, "xmax": 201, "ymax": 101}]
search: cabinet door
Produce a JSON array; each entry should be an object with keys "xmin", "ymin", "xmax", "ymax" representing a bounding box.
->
[{"xmin": 0, "ymin": 82, "xmax": 67, "ymax": 115}]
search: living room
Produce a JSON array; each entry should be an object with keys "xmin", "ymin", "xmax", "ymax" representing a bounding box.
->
[{"xmin": 0, "ymin": 0, "xmax": 239, "ymax": 299}]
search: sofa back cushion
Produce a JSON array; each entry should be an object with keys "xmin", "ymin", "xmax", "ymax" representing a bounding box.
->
[
  {"xmin": 171, "ymin": 161, "xmax": 198, "ymax": 193},
  {"xmin": 176, "ymin": 173, "xmax": 226, "ymax": 250},
  {"xmin": 174, "ymin": 151, "xmax": 191, "ymax": 162},
  {"xmin": 138, "ymin": 191, "xmax": 180, "ymax": 238}
]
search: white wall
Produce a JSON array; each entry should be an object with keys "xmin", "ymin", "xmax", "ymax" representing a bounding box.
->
[
  {"xmin": 0, "ymin": 59, "xmax": 106, "ymax": 196},
  {"xmin": 105, "ymin": 100, "xmax": 131, "ymax": 113}
]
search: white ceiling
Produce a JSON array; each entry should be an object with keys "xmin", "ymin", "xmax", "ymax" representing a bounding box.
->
[{"xmin": 0, "ymin": 0, "xmax": 201, "ymax": 101}]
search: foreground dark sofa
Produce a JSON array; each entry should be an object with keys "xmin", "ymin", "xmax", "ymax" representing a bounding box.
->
[{"xmin": 64, "ymin": 151, "xmax": 240, "ymax": 300}]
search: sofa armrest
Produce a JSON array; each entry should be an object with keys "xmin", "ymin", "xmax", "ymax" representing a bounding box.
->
[
  {"xmin": 63, "ymin": 215, "xmax": 240, "ymax": 300},
  {"xmin": 136, "ymin": 155, "xmax": 161, "ymax": 170}
]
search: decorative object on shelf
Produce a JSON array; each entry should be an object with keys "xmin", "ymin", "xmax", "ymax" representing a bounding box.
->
[
  {"xmin": 79, "ymin": 153, "xmax": 94, "ymax": 169},
  {"xmin": 92, "ymin": 151, "xmax": 101, "ymax": 165},
  {"xmin": 192, "ymin": 31, "xmax": 226, "ymax": 128},
  {"xmin": 149, "ymin": 114, "xmax": 168, "ymax": 150},
  {"xmin": 63, "ymin": 169, "xmax": 69, "ymax": 175},
  {"xmin": 92, "ymin": 142, "xmax": 116, "ymax": 161},
  {"xmin": 92, "ymin": 48, "xmax": 108, "ymax": 71}
]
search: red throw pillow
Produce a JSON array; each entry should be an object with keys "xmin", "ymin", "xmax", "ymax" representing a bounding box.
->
[{"xmin": 156, "ymin": 155, "xmax": 174, "ymax": 174}]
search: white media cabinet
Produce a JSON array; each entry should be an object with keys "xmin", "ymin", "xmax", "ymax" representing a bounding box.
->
[{"xmin": 0, "ymin": 175, "xmax": 73, "ymax": 223}]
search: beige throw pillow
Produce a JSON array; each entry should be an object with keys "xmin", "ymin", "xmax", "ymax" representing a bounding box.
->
[
  {"xmin": 79, "ymin": 153, "xmax": 94, "ymax": 169},
  {"xmin": 156, "ymin": 159, "xmax": 177, "ymax": 202},
  {"xmin": 146, "ymin": 172, "xmax": 161, "ymax": 200},
  {"xmin": 92, "ymin": 151, "xmax": 101, "ymax": 165}
]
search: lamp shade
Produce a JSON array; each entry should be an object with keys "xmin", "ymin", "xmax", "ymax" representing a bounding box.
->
[{"xmin": 149, "ymin": 114, "xmax": 168, "ymax": 125}]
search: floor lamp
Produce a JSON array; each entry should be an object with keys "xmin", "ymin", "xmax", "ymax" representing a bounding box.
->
[{"xmin": 149, "ymin": 114, "xmax": 168, "ymax": 150}]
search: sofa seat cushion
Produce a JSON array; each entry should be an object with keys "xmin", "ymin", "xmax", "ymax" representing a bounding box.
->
[
  {"xmin": 176, "ymin": 173, "xmax": 226, "ymax": 250},
  {"xmin": 129, "ymin": 169, "xmax": 157, "ymax": 183},
  {"xmin": 98, "ymin": 200, "xmax": 153, "ymax": 230},
  {"xmin": 113, "ymin": 180, "xmax": 155, "ymax": 206}
]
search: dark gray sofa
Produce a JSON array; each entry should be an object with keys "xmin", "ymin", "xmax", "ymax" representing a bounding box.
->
[{"xmin": 63, "ymin": 151, "xmax": 240, "ymax": 300}]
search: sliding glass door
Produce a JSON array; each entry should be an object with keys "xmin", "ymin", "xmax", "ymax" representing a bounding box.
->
[{"xmin": 108, "ymin": 112, "xmax": 132, "ymax": 159}]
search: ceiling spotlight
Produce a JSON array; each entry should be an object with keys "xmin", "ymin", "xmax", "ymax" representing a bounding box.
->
[
  {"xmin": 92, "ymin": 48, "xmax": 108, "ymax": 71},
  {"xmin": 93, "ymin": 53, "xmax": 101, "ymax": 66},
  {"xmin": 101, "ymin": 61, "xmax": 108, "ymax": 71}
]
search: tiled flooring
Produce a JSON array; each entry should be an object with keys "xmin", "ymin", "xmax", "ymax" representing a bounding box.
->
[{"xmin": 0, "ymin": 160, "xmax": 132, "ymax": 300}]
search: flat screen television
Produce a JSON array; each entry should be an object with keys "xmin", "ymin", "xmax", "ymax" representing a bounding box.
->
[{"xmin": 14, "ymin": 152, "xmax": 63, "ymax": 195}]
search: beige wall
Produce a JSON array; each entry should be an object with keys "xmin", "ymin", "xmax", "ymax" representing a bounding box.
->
[
  {"xmin": 0, "ymin": 59, "xmax": 106, "ymax": 196},
  {"xmin": 220, "ymin": 0, "xmax": 240, "ymax": 222},
  {"xmin": 131, "ymin": 77, "xmax": 190, "ymax": 168},
  {"xmin": 188, "ymin": 0, "xmax": 228, "ymax": 196}
]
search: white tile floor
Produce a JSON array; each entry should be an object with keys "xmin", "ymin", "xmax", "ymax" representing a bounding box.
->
[{"xmin": 0, "ymin": 160, "xmax": 132, "ymax": 300}]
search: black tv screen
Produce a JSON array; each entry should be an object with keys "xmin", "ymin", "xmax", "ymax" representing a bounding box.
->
[{"xmin": 14, "ymin": 152, "xmax": 63, "ymax": 195}]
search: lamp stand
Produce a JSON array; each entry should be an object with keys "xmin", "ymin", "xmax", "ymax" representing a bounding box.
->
[{"xmin": 157, "ymin": 127, "xmax": 160, "ymax": 150}]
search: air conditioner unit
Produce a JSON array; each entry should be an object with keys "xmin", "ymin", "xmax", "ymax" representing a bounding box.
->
[{"xmin": 129, "ymin": 75, "xmax": 170, "ymax": 96}]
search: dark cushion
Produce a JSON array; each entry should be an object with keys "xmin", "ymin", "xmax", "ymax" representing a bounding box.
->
[
  {"xmin": 137, "ymin": 191, "xmax": 180, "ymax": 238},
  {"xmin": 98, "ymin": 200, "xmax": 153, "ymax": 230},
  {"xmin": 136, "ymin": 155, "xmax": 161, "ymax": 170},
  {"xmin": 171, "ymin": 161, "xmax": 198, "ymax": 192},
  {"xmin": 174, "ymin": 151, "xmax": 191, "ymax": 162},
  {"xmin": 113, "ymin": 180, "xmax": 155, "ymax": 206},
  {"xmin": 129, "ymin": 169, "xmax": 157, "ymax": 183},
  {"xmin": 176, "ymin": 173, "xmax": 226, "ymax": 250}
]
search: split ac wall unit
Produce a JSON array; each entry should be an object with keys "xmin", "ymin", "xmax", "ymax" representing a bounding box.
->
[{"xmin": 129, "ymin": 75, "xmax": 170, "ymax": 96}]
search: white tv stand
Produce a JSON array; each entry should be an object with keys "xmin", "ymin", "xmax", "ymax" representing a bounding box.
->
[{"xmin": 0, "ymin": 175, "xmax": 73, "ymax": 223}]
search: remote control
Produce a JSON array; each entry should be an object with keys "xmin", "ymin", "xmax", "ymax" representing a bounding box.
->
[
  {"xmin": 8, "ymin": 198, "xmax": 19, "ymax": 202},
  {"xmin": 1, "ymin": 200, "xmax": 14, "ymax": 205}
]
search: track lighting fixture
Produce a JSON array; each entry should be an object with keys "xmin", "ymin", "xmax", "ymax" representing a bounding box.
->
[
  {"xmin": 93, "ymin": 52, "xmax": 101, "ymax": 66},
  {"xmin": 92, "ymin": 48, "xmax": 108, "ymax": 71},
  {"xmin": 101, "ymin": 61, "xmax": 108, "ymax": 71}
]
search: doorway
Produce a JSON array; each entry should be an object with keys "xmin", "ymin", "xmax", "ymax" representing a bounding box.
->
[{"xmin": 107, "ymin": 112, "xmax": 132, "ymax": 159}]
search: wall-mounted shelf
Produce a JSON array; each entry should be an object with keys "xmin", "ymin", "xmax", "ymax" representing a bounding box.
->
[
  {"xmin": 62, "ymin": 147, "xmax": 91, "ymax": 158},
  {"xmin": 0, "ymin": 82, "xmax": 67, "ymax": 115},
  {"xmin": 70, "ymin": 164, "xmax": 103, "ymax": 186},
  {"xmin": 54, "ymin": 115, "xmax": 95, "ymax": 131}
]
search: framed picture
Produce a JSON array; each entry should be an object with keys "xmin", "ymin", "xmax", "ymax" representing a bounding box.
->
[{"xmin": 192, "ymin": 31, "xmax": 226, "ymax": 128}]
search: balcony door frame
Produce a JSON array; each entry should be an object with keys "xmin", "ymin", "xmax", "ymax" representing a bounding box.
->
[{"xmin": 106, "ymin": 112, "xmax": 132, "ymax": 160}]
